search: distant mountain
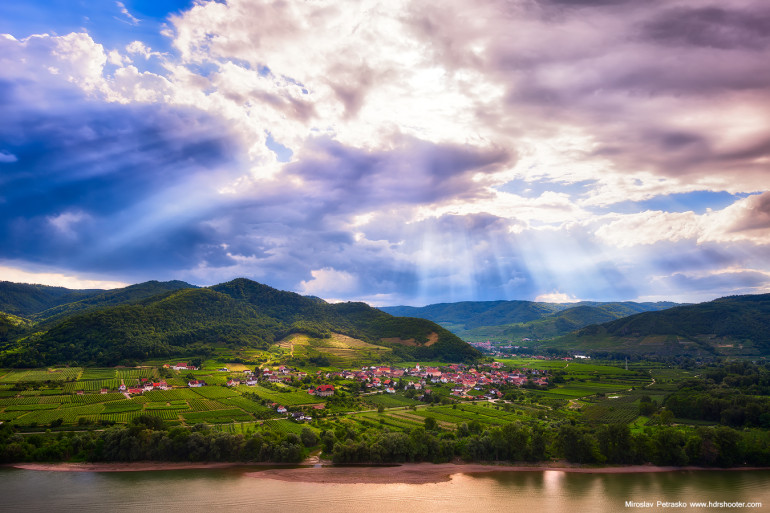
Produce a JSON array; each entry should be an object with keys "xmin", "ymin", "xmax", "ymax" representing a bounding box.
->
[
  {"xmin": 0, "ymin": 278, "xmax": 480, "ymax": 366},
  {"xmin": 381, "ymin": 300, "xmax": 680, "ymax": 341},
  {"xmin": 0, "ymin": 281, "xmax": 102, "ymax": 317},
  {"xmin": 32, "ymin": 280, "xmax": 196, "ymax": 325},
  {"xmin": 542, "ymin": 293, "xmax": 770, "ymax": 356},
  {"xmin": 381, "ymin": 300, "xmax": 562, "ymax": 330}
]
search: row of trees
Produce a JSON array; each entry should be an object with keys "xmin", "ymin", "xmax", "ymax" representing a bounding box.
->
[
  {"xmin": 328, "ymin": 420, "xmax": 770, "ymax": 467},
  {"xmin": 0, "ymin": 416, "xmax": 312, "ymax": 464},
  {"xmin": 1, "ymin": 414, "xmax": 769, "ymax": 467}
]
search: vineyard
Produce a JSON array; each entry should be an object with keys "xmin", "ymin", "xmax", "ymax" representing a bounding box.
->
[
  {"xmin": 581, "ymin": 403, "xmax": 639, "ymax": 424},
  {"xmin": 143, "ymin": 389, "xmax": 200, "ymax": 401},
  {"xmin": 116, "ymin": 369, "xmax": 157, "ymax": 380},
  {"xmin": 237, "ymin": 385, "xmax": 320, "ymax": 406},
  {"xmin": 145, "ymin": 401, "xmax": 188, "ymax": 410},
  {"xmin": 102, "ymin": 401, "xmax": 143, "ymax": 413},
  {"xmin": 182, "ymin": 409, "xmax": 252, "ymax": 423},
  {"xmin": 80, "ymin": 368, "xmax": 118, "ymax": 380},
  {"xmin": 0, "ymin": 368, "xmax": 82, "ymax": 383},
  {"xmin": 365, "ymin": 394, "xmax": 419, "ymax": 408},
  {"xmin": 262, "ymin": 419, "xmax": 312, "ymax": 435}
]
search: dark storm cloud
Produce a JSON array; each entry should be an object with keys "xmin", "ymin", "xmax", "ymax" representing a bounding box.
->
[
  {"xmin": 650, "ymin": 246, "xmax": 739, "ymax": 276},
  {"xmin": 439, "ymin": 0, "xmax": 770, "ymax": 186},
  {"xmin": 540, "ymin": 0, "xmax": 637, "ymax": 7},
  {"xmin": 643, "ymin": 6, "xmax": 770, "ymax": 50},
  {"xmin": 0, "ymin": 76, "xmax": 244, "ymax": 274},
  {"xmin": 667, "ymin": 270, "xmax": 770, "ymax": 295},
  {"xmin": 284, "ymin": 136, "xmax": 512, "ymax": 212}
]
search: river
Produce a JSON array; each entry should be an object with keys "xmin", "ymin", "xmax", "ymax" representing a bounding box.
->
[{"xmin": 1, "ymin": 466, "xmax": 768, "ymax": 513}]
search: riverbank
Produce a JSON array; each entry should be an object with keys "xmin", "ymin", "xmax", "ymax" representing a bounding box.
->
[
  {"xmin": 247, "ymin": 462, "xmax": 769, "ymax": 484},
  {"xmin": 8, "ymin": 461, "xmax": 767, "ymax": 483}
]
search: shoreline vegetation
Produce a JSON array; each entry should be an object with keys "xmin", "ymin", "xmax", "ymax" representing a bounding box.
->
[{"xmin": 7, "ymin": 461, "xmax": 768, "ymax": 484}]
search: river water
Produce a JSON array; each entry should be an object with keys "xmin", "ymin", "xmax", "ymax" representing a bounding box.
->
[{"xmin": 1, "ymin": 466, "xmax": 768, "ymax": 513}]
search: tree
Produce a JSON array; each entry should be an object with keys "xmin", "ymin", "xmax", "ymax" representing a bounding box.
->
[
  {"xmin": 300, "ymin": 427, "xmax": 318, "ymax": 448},
  {"xmin": 424, "ymin": 417, "xmax": 437, "ymax": 431}
]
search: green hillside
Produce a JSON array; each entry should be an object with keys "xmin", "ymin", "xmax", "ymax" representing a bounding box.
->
[
  {"xmin": 210, "ymin": 278, "xmax": 355, "ymax": 336},
  {"xmin": 4, "ymin": 288, "xmax": 282, "ymax": 367},
  {"xmin": 331, "ymin": 301, "xmax": 480, "ymax": 362},
  {"xmin": 0, "ymin": 311, "xmax": 32, "ymax": 347},
  {"xmin": 0, "ymin": 281, "xmax": 101, "ymax": 317},
  {"xmin": 542, "ymin": 293, "xmax": 770, "ymax": 356},
  {"xmin": 0, "ymin": 278, "xmax": 481, "ymax": 367},
  {"xmin": 32, "ymin": 280, "xmax": 196, "ymax": 325}
]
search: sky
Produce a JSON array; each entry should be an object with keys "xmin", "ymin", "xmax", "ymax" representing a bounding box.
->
[{"xmin": 1, "ymin": 0, "xmax": 769, "ymax": 306}]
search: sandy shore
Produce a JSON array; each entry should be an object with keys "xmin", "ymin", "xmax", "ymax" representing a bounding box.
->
[
  {"xmin": 245, "ymin": 463, "xmax": 766, "ymax": 484},
  {"xmin": 9, "ymin": 461, "xmax": 765, "ymax": 483}
]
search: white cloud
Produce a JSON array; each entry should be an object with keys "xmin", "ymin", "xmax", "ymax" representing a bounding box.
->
[
  {"xmin": 125, "ymin": 41, "xmax": 163, "ymax": 60},
  {"xmin": 47, "ymin": 211, "xmax": 90, "ymax": 238},
  {"xmin": 0, "ymin": 264, "xmax": 128, "ymax": 290},
  {"xmin": 534, "ymin": 291, "xmax": 581, "ymax": 303},
  {"xmin": 116, "ymin": 1, "xmax": 140, "ymax": 25},
  {"xmin": 0, "ymin": 151, "xmax": 17, "ymax": 163},
  {"xmin": 594, "ymin": 211, "xmax": 702, "ymax": 248},
  {"xmin": 299, "ymin": 268, "xmax": 359, "ymax": 297},
  {"xmin": 593, "ymin": 193, "xmax": 770, "ymax": 248}
]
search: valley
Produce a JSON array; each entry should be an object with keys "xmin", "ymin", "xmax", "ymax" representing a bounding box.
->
[{"xmin": 0, "ymin": 279, "xmax": 768, "ymax": 468}]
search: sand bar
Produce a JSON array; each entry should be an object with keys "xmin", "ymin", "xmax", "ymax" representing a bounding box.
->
[
  {"xmin": 246, "ymin": 463, "xmax": 768, "ymax": 484},
  {"xmin": 8, "ymin": 461, "xmax": 766, "ymax": 483}
]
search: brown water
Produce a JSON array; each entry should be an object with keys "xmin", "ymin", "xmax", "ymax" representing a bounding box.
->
[{"xmin": 0, "ymin": 466, "xmax": 768, "ymax": 513}]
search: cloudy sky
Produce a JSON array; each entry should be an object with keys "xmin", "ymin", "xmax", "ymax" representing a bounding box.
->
[{"xmin": 1, "ymin": 0, "xmax": 769, "ymax": 305}]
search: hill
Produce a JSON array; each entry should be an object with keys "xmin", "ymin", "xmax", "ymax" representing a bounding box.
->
[
  {"xmin": 211, "ymin": 279, "xmax": 479, "ymax": 362},
  {"xmin": 30, "ymin": 280, "xmax": 196, "ymax": 324},
  {"xmin": 381, "ymin": 300, "xmax": 680, "ymax": 341},
  {"xmin": 380, "ymin": 300, "xmax": 562, "ymax": 330},
  {"xmin": 0, "ymin": 281, "xmax": 102, "ymax": 317},
  {"xmin": 0, "ymin": 311, "xmax": 32, "ymax": 347},
  {"xmin": 542, "ymin": 293, "xmax": 770, "ymax": 356},
  {"xmin": 0, "ymin": 278, "xmax": 480, "ymax": 366},
  {"xmin": 31, "ymin": 280, "xmax": 196, "ymax": 325}
]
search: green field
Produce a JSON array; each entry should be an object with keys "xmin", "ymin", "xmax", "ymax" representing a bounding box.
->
[
  {"xmin": 236, "ymin": 385, "xmax": 322, "ymax": 406},
  {"xmin": 365, "ymin": 394, "xmax": 420, "ymax": 408},
  {"xmin": 0, "ymin": 368, "xmax": 82, "ymax": 382}
]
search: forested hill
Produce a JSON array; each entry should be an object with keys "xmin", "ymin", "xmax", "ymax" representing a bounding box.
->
[
  {"xmin": 381, "ymin": 300, "xmax": 562, "ymax": 329},
  {"xmin": 212, "ymin": 278, "xmax": 479, "ymax": 362},
  {"xmin": 0, "ymin": 278, "xmax": 480, "ymax": 367},
  {"xmin": 380, "ymin": 299, "xmax": 680, "ymax": 341},
  {"xmin": 32, "ymin": 280, "xmax": 196, "ymax": 325},
  {"xmin": 0, "ymin": 281, "xmax": 101, "ymax": 317},
  {"xmin": 0, "ymin": 280, "xmax": 195, "ymax": 320},
  {"xmin": 546, "ymin": 293, "xmax": 770, "ymax": 356}
]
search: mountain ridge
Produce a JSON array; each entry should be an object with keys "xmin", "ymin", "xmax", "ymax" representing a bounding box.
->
[
  {"xmin": 0, "ymin": 278, "xmax": 480, "ymax": 366},
  {"xmin": 380, "ymin": 299, "xmax": 681, "ymax": 341},
  {"xmin": 540, "ymin": 293, "xmax": 770, "ymax": 356}
]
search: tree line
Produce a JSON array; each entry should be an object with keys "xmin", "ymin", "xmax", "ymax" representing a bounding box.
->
[{"xmin": 1, "ymin": 414, "xmax": 768, "ymax": 467}]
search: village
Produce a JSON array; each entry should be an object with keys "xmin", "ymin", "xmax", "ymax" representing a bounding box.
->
[{"xmin": 107, "ymin": 361, "xmax": 552, "ymax": 421}]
